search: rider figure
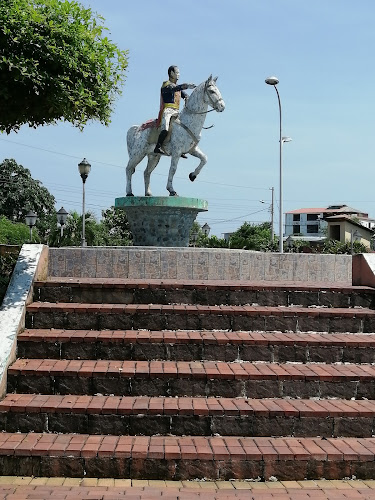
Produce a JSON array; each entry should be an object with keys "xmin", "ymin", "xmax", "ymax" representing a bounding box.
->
[{"xmin": 154, "ymin": 65, "xmax": 196, "ymax": 155}]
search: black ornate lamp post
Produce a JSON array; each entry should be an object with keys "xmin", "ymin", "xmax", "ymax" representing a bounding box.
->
[
  {"xmin": 57, "ymin": 207, "xmax": 68, "ymax": 239},
  {"xmin": 78, "ymin": 158, "xmax": 91, "ymax": 247},
  {"xmin": 25, "ymin": 210, "xmax": 37, "ymax": 243},
  {"xmin": 202, "ymin": 223, "xmax": 210, "ymax": 237}
]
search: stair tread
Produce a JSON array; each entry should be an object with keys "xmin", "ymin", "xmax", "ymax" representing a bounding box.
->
[
  {"xmin": 2, "ymin": 394, "xmax": 375, "ymax": 417},
  {"xmin": 18, "ymin": 328, "xmax": 375, "ymax": 346},
  {"xmin": 26, "ymin": 302, "xmax": 375, "ymax": 316},
  {"xmin": 9, "ymin": 358, "xmax": 375, "ymax": 380},
  {"xmin": 1, "ymin": 432, "xmax": 375, "ymax": 461}
]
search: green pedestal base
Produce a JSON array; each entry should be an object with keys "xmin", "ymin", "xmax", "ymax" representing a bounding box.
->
[{"xmin": 115, "ymin": 196, "xmax": 208, "ymax": 247}]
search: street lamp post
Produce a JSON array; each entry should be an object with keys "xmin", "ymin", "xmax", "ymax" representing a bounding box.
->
[
  {"xmin": 25, "ymin": 210, "xmax": 37, "ymax": 243},
  {"xmin": 78, "ymin": 158, "xmax": 91, "ymax": 247},
  {"xmin": 202, "ymin": 223, "xmax": 211, "ymax": 237},
  {"xmin": 270, "ymin": 186, "xmax": 274, "ymax": 242},
  {"xmin": 57, "ymin": 207, "xmax": 68, "ymax": 239},
  {"xmin": 265, "ymin": 76, "xmax": 291, "ymax": 253}
]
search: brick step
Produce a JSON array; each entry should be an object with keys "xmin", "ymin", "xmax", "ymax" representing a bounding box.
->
[
  {"xmin": 1, "ymin": 482, "xmax": 375, "ymax": 500},
  {"xmin": 25, "ymin": 302, "xmax": 375, "ymax": 333},
  {"xmin": 33, "ymin": 278, "xmax": 375, "ymax": 308},
  {"xmin": 7, "ymin": 359, "xmax": 375, "ymax": 399},
  {"xmin": 1, "ymin": 394, "xmax": 375, "ymax": 437},
  {"xmin": 1, "ymin": 432, "xmax": 375, "ymax": 480},
  {"xmin": 17, "ymin": 329, "xmax": 375, "ymax": 364}
]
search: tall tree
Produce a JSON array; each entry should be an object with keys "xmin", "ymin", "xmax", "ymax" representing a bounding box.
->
[
  {"xmin": 0, "ymin": 159, "xmax": 55, "ymax": 229},
  {"xmin": 0, "ymin": 0, "xmax": 128, "ymax": 133}
]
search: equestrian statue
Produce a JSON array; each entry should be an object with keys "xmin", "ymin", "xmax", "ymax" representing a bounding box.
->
[{"xmin": 125, "ymin": 66, "xmax": 225, "ymax": 197}]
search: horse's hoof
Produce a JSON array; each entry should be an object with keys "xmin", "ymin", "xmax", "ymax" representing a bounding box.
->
[
  {"xmin": 169, "ymin": 191, "xmax": 178, "ymax": 197},
  {"xmin": 126, "ymin": 193, "xmax": 134, "ymax": 197},
  {"xmin": 189, "ymin": 173, "xmax": 196, "ymax": 182},
  {"xmin": 145, "ymin": 193, "xmax": 152, "ymax": 197}
]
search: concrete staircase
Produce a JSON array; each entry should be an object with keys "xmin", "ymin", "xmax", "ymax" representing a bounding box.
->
[{"xmin": 2, "ymin": 277, "xmax": 375, "ymax": 481}]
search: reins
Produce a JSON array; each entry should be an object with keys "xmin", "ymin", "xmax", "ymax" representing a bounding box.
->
[{"xmin": 183, "ymin": 83, "xmax": 219, "ymax": 129}]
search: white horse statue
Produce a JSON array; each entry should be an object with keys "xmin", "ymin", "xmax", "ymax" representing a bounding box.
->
[{"xmin": 125, "ymin": 75, "xmax": 225, "ymax": 197}]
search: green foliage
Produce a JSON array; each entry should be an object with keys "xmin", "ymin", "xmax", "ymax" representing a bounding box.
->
[
  {"xmin": 0, "ymin": 251, "xmax": 19, "ymax": 304},
  {"xmin": 0, "ymin": 0, "xmax": 128, "ymax": 133},
  {"xmin": 0, "ymin": 216, "xmax": 28, "ymax": 244},
  {"xmin": 229, "ymin": 222, "xmax": 275, "ymax": 251},
  {"xmin": 48, "ymin": 208, "xmax": 133, "ymax": 247},
  {"xmin": 48, "ymin": 210, "xmax": 102, "ymax": 246},
  {"xmin": 284, "ymin": 239, "xmax": 309, "ymax": 253},
  {"xmin": 199, "ymin": 235, "xmax": 230, "ymax": 248},
  {"xmin": 189, "ymin": 221, "xmax": 277, "ymax": 250},
  {"xmin": 322, "ymin": 239, "xmax": 368, "ymax": 254},
  {"xmin": 99, "ymin": 207, "xmax": 132, "ymax": 246},
  {"xmin": 0, "ymin": 159, "xmax": 55, "ymax": 240},
  {"xmin": 0, "ymin": 215, "xmax": 39, "ymax": 244}
]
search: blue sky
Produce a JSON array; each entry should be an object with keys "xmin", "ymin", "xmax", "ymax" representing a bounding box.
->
[{"xmin": 1, "ymin": 0, "xmax": 375, "ymax": 237}]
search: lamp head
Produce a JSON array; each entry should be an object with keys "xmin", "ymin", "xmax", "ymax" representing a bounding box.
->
[
  {"xmin": 78, "ymin": 158, "xmax": 91, "ymax": 181},
  {"xmin": 265, "ymin": 76, "xmax": 279, "ymax": 86},
  {"xmin": 25, "ymin": 210, "xmax": 37, "ymax": 228},
  {"xmin": 202, "ymin": 223, "xmax": 210, "ymax": 236},
  {"xmin": 282, "ymin": 136, "xmax": 292, "ymax": 143},
  {"xmin": 57, "ymin": 206, "xmax": 68, "ymax": 226}
]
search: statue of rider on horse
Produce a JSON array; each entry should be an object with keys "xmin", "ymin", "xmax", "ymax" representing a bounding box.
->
[{"xmin": 125, "ymin": 66, "xmax": 225, "ymax": 197}]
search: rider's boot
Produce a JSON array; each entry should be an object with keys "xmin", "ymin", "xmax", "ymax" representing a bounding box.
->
[{"xmin": 154, "ymin": 130, "xmax": 168, "ymax": 154}]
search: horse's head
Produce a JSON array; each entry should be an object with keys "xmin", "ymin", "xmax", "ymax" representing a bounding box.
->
[{"xmin": 204, "ymin": 75, "xmax": 225, "ymax": 112}]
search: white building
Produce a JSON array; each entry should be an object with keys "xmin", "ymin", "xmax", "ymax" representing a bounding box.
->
[{"xmin": 285, "ymin": 204, "xmax": 375, "ymax": 238}]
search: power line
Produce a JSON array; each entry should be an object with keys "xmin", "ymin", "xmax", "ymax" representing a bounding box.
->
[
  {"xmin": 208, "ymin": 208, "xmax": 268, "ymax": 225},
  {"xmin": 0, "ymin": 137, "xmax": 270, "ymax": 191}
]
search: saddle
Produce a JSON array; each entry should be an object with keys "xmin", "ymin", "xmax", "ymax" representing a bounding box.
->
[{"xmin": 140, "ymin": 116, "xmax": 178, "ymax": 145}]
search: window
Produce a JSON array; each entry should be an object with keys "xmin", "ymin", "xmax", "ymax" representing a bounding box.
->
[
  {"xmin": 330, "ymin": 225, "xmax": 340, "ymax": 240},
  {"xmin": 307, "ymin": 214, "xmax": 319, "ymax": 221},
  {"xmin": 293, "ymin": 225, "xmax": 301, "ymax": 234},
  {"xmin": 307, "ymin": 224, "xmax": 319, "ymax": 233},
  {"xmin": 293, "ymin": 214, "xmax": 300, "ymax": 221}
]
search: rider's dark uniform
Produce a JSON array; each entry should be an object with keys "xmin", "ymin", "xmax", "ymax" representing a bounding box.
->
[{"xmin": 157, "ymin": 80, "xmax": 188, "ymax": 126}]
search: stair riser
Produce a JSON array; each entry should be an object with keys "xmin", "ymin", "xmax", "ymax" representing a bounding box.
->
[
  {"xmin": 0, "ymin": 412, "xmax": 372, "ymax": 438},
  {"xmin": 34, "ymin": 285, "xmax": 375, "ymax": 308},
  {"xmin": 17, "ymin": 340, "xmax": 375, "ymax": 364},
  {"xmin": 0, "ymin": 454, "xmax": 373, "ymax": 481},
  {"xmin": 25, "ymin": 311, "xmax": 374, "ymax": 334},
  {"xmin": 7, "ymin": 375, "xmax": 375, "ymax": 399}
]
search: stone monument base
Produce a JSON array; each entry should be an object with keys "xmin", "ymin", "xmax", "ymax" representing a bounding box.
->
[{"xmin": 115, "ymin": 196, "xmax": 208, "ymax": 247}]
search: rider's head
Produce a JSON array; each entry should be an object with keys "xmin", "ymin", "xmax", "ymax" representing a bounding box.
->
[{"xmin": 168, "ymin": 65, "xmax": 180, "ymax": 83}]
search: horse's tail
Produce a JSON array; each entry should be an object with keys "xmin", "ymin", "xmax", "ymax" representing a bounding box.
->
[{"xmin": 126, "ymin": 126, "xmax": 139, "ymax": 156}]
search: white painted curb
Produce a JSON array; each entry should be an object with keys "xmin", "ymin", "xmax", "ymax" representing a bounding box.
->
[{"xmin": 0, "ymin": 244, "xmax": 47, "ymax": 397}]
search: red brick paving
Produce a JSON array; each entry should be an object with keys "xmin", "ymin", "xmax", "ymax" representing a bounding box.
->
[
  {"xmin": 22, "ymin": 328, "xmax": 375, "ymax": 346},
  {"xmin": 1, "ymin": 433, "xmax": 375, "ymax": 462},
  {"xmin": 8, "ymin": 358, "xmax": 375, "ymax": 382},
  {"xmin": 2, "ymin": 483, "xmax": 375, "ymax": 499}
]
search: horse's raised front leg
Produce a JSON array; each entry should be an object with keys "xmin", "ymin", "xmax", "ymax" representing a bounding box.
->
[
  {"xmin": 144, "ymin": 154, "xmax": 161, "ymax": 196},
  {"xmin": 166, "ymin": 154, "xmax": 181, "ymax": 196},
  {"xmin": 188, "ymin": 146, "xmax": 207, "ymax": 182}
]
